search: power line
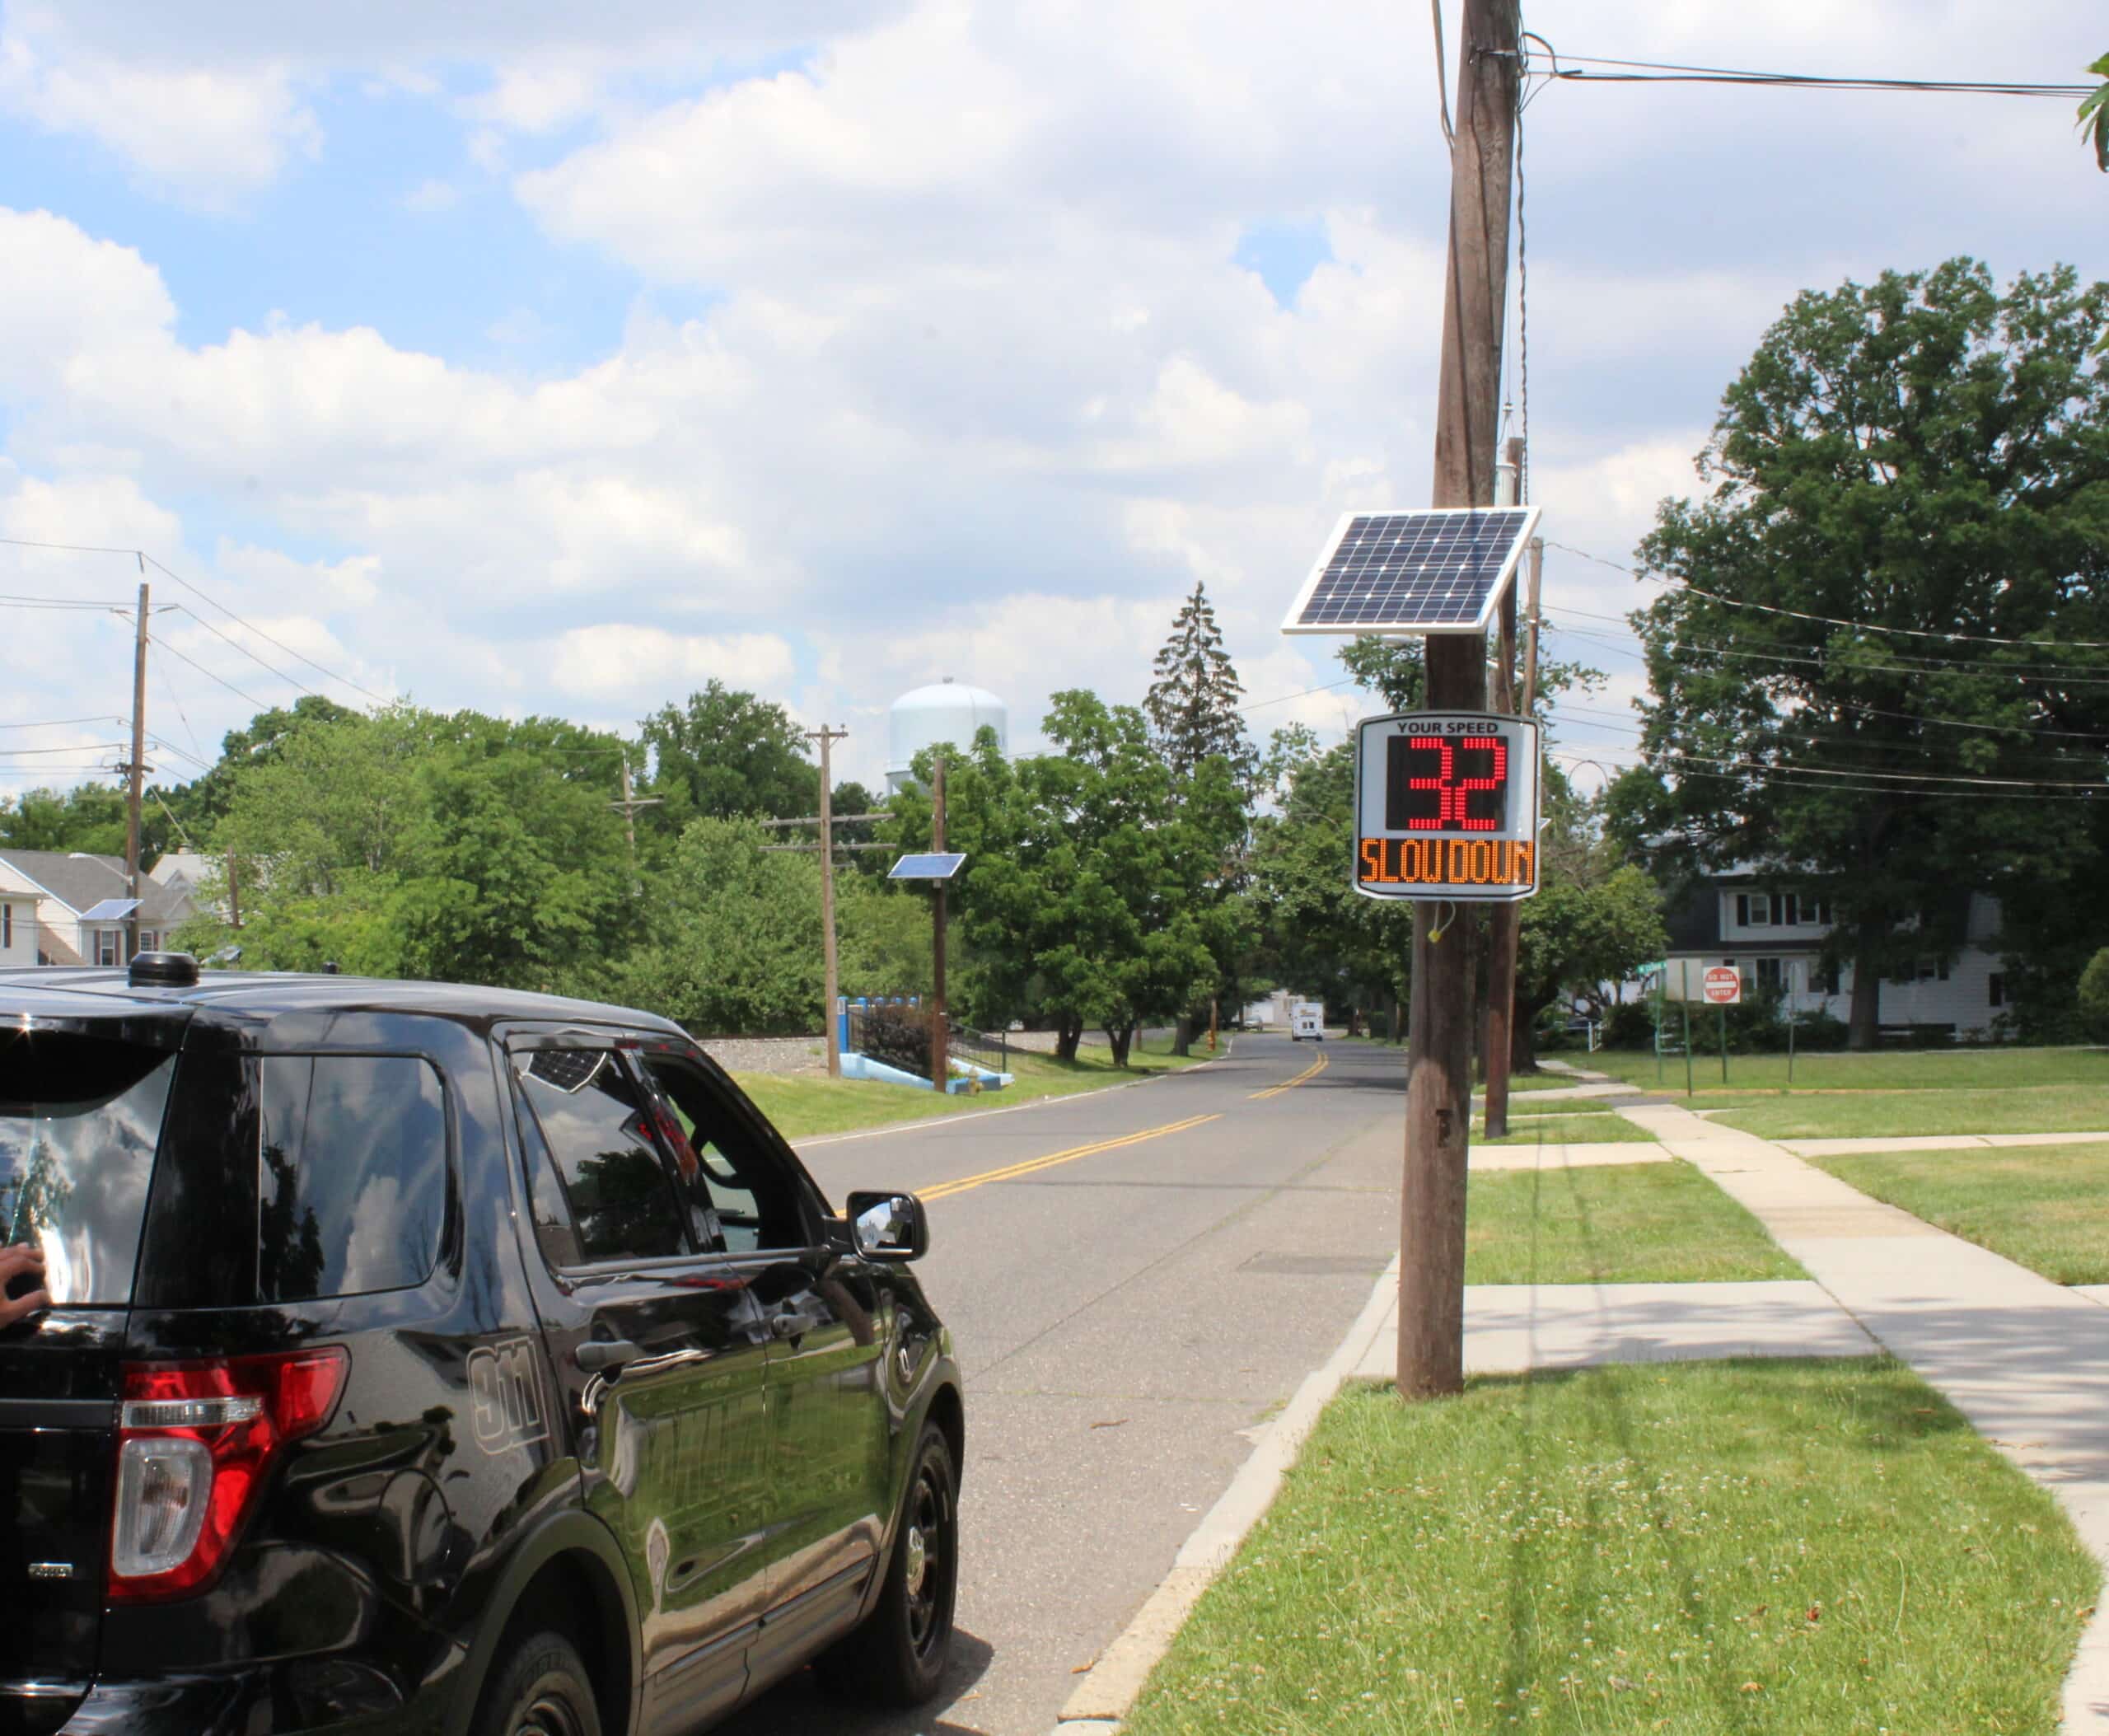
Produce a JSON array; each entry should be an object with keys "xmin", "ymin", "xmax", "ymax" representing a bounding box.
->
[
  {"xmin": 0, "ymin": 715, "xmax": 124, "ymax": 731},
  {"xmin": 143, "ymin": 554, "xmax": 386, "ymax": 704},
  {"xmin": 0, "ymin": 742, "xmax": 129, "ymax": 756},
  {"xmin": 0, "ymin": 536, "xmax": 385, "ymax": 704},
  {"xmin": 1548, "ymin": 745, "xmax": 2102, "ymax": 802},
  {"xmin": 0, "ymin": 594, "xmax": 136, "ymax": 611},
  {"xmin": 155, "ymin": 640, "xmax": 272, "ymax": 713},
  {"xmin": 1542, "ymin": 539, "xmax": 2109, "ymax": 653},
  {"xmin": 1522, "ymin": 48, "xmax": 2093, "ymax": 98},
  {"xmin": 164, "ymin": 604, "xmax": 320, "ymax": 700}
]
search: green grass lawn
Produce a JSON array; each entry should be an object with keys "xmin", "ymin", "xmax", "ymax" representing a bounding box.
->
[
  {"xmin": 1586, "ymin": 1044, "xmax": 2109, "ymax": 1096},
  {"xmin": 1812, "ymin": 1143, "xmax": 2109, "ymax": 1285},
  {"xmin": 1123, "ymin": 1360, "xmax": 2097, "ymax": 1736},
  {"xmin": 1465, "ymin": 1162, "xmax": 1802, "ymax": 1284},
  {"xmin": 1474, "ymin": 1111, "xmax": 1660, "ymax": 1148},
  {"xmin": 1712, "ymin": 1083, "xmax": 2109, "ymax": 1141},
  {"xmin": 737, "ymin": 1036, "xmax": 1208, "ymax": 1140}
]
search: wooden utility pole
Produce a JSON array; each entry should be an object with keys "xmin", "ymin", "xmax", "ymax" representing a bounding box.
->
[
  {"xmin": 1399, "ymin": 0, "xmax": 1522, "ymax": 1401},
  {"xmin": 124, "ymin": 579, "xmax": 149, "ymax": 962},
  {"xmin": 808, "ymin": 725, "xmax": 850, "ymax": 1079},
  {"xmin": 929, "ymin": 755, "xmax": 949, "ymax": 1092},
  {"xmin": 1482, "ymin": 433, "xmax": 1526, "ymax": 1138},
  {"xmin": 608, "ymin": 760, "xmax": 662, "ymax": 894}
]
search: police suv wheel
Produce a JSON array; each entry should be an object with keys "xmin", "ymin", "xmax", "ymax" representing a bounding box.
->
[
  {"xmin": 818, "ymin": 1423, "xmax": 959, "ymax": 1707},
  {"xmin": 474, "ymin": 1631, "xmax": 603, "ymax": 1736}
]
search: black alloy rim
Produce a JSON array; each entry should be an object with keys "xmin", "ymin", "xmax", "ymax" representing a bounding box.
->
[
  {"xmin": 512, "ymin": 1682, "xmax": 590, "ymax": 1736},
  {"xmin": 905, "ymin": 1459, "xmax": 955, "ymax": 1658}
]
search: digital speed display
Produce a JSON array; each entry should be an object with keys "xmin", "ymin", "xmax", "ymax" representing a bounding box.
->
[
  {"xmin": 1353, "ymin": 712, "xmax": 1541, "ymax": 904},
  {"xmin": 1386, "ymin": 732, "xmax": 1510, "ymax": 832}
]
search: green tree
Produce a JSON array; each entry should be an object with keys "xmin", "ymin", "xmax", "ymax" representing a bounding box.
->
[
  {"xmin": 2079, "ymin": 945, "xmax": 2109, "ymax": 1039},
  {"xmin": 1248, "ymin": 737, "xmax": 1411, "ymax": 1032},
  {"xmin": 1628, "ymin": 259, "xmax": 2109, "ymax": 1048},
  {"xmin": 0, "ymin": 783, "xmax": 136, "ymax": 858},
  {"xmin": 180, "ymin": 704, "xmax": 634, "ymax": 990},
  {"xmin": 2082, "ymin": 54, "xmax": 2109, "ymax": 171},
  {"xmin": 1512, "ymin": 800, "xmax": 1668, "ymax": 1069},
  {"xmin": 891, "ymin": 697, "xmax": 1245, "ymax": 1065},
  {"xmin": 612, "ymin": 817, "xmax": 825, "ymax": 1032},
  {"xmin": 1144, "ymin": 582, "xmax": 1256, "ymax": 783},
  {"xmin": 167, "ymin": 696, "xmax": 362, "ymax": 835},
  {"xmin": 638, "ymin": 682, "xmax": 815, "ymax": 836}
]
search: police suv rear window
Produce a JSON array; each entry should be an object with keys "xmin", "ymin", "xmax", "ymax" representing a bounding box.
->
[
  {"xmin": 0, "ymin": 1031, "xmax": 175, "ymax": 1306},
  {"xmin": 255, "ymin": 1056, "xmax": 447, "ymax": 1302}
]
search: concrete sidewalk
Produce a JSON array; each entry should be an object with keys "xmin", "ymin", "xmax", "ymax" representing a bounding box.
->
[
  {"xmin": 1611, "ymin": 1096, "xmax": 2109, "ymax": 1733},
  {"xmin": 1353, "ymin": 1279, "xmax": 1875, "ymax": 1378}
]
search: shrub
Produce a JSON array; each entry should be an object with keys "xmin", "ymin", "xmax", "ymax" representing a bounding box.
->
[
  {"xmin": 857, "ymin": 1002, "xmax": 937, "ymax": 1079},
  {"xmin": 2080, "ymin": 948, "xmax": 2109, "ymax": 1041}
]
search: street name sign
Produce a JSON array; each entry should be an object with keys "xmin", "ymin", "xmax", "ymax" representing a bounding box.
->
[
  {"xmin": 1702, "ymin": 966, "xmax": 1743, "ymax": 1005},
  {"xmin": 1351, "ymin": 711, "xmax": 1541, "ymax": 903}
]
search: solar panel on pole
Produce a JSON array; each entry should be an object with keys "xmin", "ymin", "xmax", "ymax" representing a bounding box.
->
[{"xmin": 1280, "ymin": 506, "xmax": 1541, "ymax": 636}]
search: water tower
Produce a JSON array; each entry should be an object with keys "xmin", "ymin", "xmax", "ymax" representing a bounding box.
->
[{"xmin": 886, "ymin": 678, "xmax": 1008, "ymax": 795}]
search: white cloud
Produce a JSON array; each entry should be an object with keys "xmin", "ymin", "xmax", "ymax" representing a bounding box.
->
[
  {"xmin": 0, "ymin": 0, "xmax": 2100, "ymax": 800},
  {"xmin": 0, "ymin": 7, "xmax": 317, "ymax": 204},
  {"xmin": 549, "ymin": 625, "xmax": 796, "ymax": 702},
  {"xmin": 402, "ymin": 178, "xmax": 459, "ymax": 213}
]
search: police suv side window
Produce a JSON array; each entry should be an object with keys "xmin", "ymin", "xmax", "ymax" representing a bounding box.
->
[
  {"xmin": 512, "ymin": 1048, "xmax": 686, "ymax": 1266},
  {"xmin": 256, "ymin": 1055, "xmax": 448, "ymax": 1302},
  {"xmin": 641, "ymin": 1057, "xmax": 807, "ymax": 1256}
]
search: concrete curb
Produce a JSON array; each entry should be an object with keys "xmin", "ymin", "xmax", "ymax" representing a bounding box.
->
[{"xmin": 1052, "ymin": 1251, "xmax": 1402, "ymax": 1731}]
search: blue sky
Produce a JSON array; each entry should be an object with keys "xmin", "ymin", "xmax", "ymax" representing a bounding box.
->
[{"xmin": 0, "ymin": 0, "xmax": 2102, "ymax": 798}]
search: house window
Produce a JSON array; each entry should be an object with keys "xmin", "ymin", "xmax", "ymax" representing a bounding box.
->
[
  {"xmin": 96, "ymin": 930, "xmax": 120, "ymax": 966},
  {"xmin": 1821, "ymin": 961, "xmax": 1841, "ymax": 996},
  {"xmin": 1745, "ymin": 896, "xmax": 1770, "ymax": 928},
  {"xmin": 1756, "ymin": 957, "xmax": 1786, "ymax": 993},
  {"xmin": 139, "ymin": 932, "xmax": 157, "ymax": 953},
  {"xmin": 1989, "ymin": 973, "xmax": 2006, "ymax": 1008}
]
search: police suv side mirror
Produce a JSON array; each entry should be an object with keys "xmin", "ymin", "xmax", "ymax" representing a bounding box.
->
[{"xmin": 846, "ymin": 1191, "xmax": 929, "ymax": 1262}]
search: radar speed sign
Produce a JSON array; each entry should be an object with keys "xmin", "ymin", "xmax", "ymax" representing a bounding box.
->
[{"xmin": 1352, "ymin": 712, "xmax": 1541, "ymax": 903}]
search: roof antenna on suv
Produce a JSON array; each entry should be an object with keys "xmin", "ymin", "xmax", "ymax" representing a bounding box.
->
[
  {"xmin": 129, "ymin": 952, "xmax": 199, "ymax": 989},
  {"xmin": 321, "ymin": 961, "xmax": 341, "ymax": 974}
]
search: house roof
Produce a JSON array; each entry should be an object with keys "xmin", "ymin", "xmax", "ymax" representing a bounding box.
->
[{"xmin": 0, "ymin": 850, "xmax": 189, "ymax": 925}]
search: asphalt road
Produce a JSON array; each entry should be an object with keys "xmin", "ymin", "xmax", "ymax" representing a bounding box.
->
[{"xmin": 716, "ymin": 1032, "xmax": 1406, "ymax": 1736}]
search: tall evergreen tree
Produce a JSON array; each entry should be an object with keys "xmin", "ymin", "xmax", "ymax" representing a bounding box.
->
[{"xmin": 1144, "ymin": 582, "xmax": 1256, "ymax": 783}]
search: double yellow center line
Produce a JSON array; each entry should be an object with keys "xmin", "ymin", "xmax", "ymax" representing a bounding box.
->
[
  {"xmin": 920, "ymin": 1112, "xmax": 1221, "ymax": 1202},
  {"xmin": 1250, "ymin": 1047, "xmax": 1328, "ymax": 1100}
]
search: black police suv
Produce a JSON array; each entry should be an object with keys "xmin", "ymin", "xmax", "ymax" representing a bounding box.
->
[{"xmin": 0, "ymin": 957, "xmax": 964, "ymax": 1736}]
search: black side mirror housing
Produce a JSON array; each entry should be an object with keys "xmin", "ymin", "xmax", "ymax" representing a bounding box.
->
[{"xmin": 845, "ymin": 1191, "xmax": 929, "ymax": 1262}]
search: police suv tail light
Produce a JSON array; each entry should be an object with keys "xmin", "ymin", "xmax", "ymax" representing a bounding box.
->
[{"xmin": 110, "ymin": 1348, "xmax": 347, "ymax": 1602}]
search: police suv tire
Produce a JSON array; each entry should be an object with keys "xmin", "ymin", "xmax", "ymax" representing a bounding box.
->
[
  {"xmin": 472, "ymin": 1630, "xmax": 603, "ymax": 1736},
  {"xmin": 817, "ymin": 1423, "xmax": 959, "ymax": 1707}
]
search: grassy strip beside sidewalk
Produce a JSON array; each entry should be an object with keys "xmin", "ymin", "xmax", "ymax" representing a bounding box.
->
[
  {"xmin": 1583, "ymin": 1046, "xmax": 2109, "ymax": 1095},
  {"xmin": 1812, "ymin": 1143, "xmax": 2109, "ymax": 1286},
  {"xmin": 1124, "ymin": 1360, "xmax": 2097, "ymax": 1736},
  {"xmin": 737, "ymin": 1035, "xmax": 1209, "ymax": 1140},
  {"xmin": 1466, "ymin": 1162, "xmax": 1803, "ymax": 1284},
  {"xmin": 1474, "ymin": 1111, "xmax": 1660, "ymax": 1148},
  {"xmin": 1711, "ymin": 1084, "xmax": 2109, "ymax": 1141}
]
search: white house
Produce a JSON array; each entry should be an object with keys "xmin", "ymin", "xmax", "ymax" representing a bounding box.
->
[
  {"xmin": 0, "ymin": 886, "xmax": 36, "ymax": 967},
  {"xmin": 1660, "ymin": 866, "xmax": 2008, "ymax": 1040},
  {"xmin": 0, "ymin": 849, "xmax": 195, "ymax": 967}
]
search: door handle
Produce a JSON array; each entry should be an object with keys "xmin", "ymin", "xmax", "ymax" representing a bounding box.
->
[
  {"xmin": 770, "ymin": 1310, "xmax": 823, "ymax": 1341},
  {"xmin": 575, "ymin": 1339, "xmax": 643, "ymax": 1372}
]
